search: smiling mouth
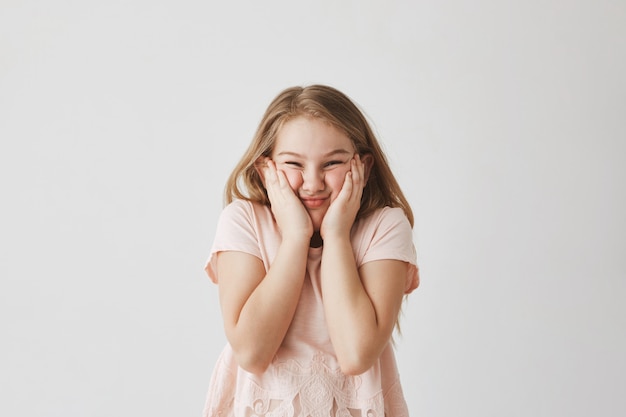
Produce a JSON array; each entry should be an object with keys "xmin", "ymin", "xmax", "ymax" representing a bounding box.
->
[{"xmin": 301, "ymin": 197, "xmax": 327, "ymax": 209}]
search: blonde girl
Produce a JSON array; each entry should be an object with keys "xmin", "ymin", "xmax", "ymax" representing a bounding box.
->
[{"xmin": 203, "ymin": 85, "xmax": 419, "ymax": 417}]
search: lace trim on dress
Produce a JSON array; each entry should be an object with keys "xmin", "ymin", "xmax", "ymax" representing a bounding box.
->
[{"xmin": 205, "ymin": 351, "xmax": 410, "ymax": 417}]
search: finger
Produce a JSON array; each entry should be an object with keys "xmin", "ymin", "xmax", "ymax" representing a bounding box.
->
[
  {"xmin": 352, "ymin": 155, "xmax": 365, "ymax": 187},
  {"xmin": 340, "ymin": 170, "xmax": 354, "ymax": 201},
  {"xmin": 275, "ymin": 167, "xmax": 291, "ymax": 191},
  {"xmin": 257, "ymin": 156, "xmax": 270, "ymax": 168},
  {"xmin": 266, "ymin": 160, "xmax": 279, "ymax": 184},
  {"xmin": 263, "ymin": 161, "xmax": 282, "ymax": 203},
  {"xmin": 269, "ymin": 164, "xmax": 299, "ymax": 203},
  {"xmin": 347, "ymin": 159, "xmax": 365, "ymax": 205}
]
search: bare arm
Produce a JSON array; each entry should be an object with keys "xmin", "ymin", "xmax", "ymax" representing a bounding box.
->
[
  {"xmin": 320, "ymin": 239, "xmax": 407, "ymax": 375},
  {"xmin": 217, "ymin": 237, "xmax": 309, "ymax": 374},
  {"xmin": 218, "ymin": 159, "xmax": 313, "ymax": 374},
  {"xmin": 319, "ymin": 155, "xmax": 407, "ymax": 375}
]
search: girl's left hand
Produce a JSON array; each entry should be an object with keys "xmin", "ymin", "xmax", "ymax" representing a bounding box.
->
[{"xmin": 320, "ymin": 154, "xmax": 366, "ymax": 239}]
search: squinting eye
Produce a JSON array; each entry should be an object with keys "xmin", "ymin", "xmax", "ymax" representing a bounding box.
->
[
  {"xmin": 324, "ymin": 160, "xmax": 344, "ymax": 168},
  {"xmin": 284, "ymin": 161, "xmax": 303, "ymax": 168}
]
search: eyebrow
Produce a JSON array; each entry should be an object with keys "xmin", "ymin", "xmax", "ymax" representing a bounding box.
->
[{"xmin": 275, "ymin": 149, "xmax": 353, "ymax": 158}]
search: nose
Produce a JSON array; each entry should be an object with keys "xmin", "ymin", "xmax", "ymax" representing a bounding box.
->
[{"xmin": 300, "ymin": 168, "xmax": 325, "ymax": 194}]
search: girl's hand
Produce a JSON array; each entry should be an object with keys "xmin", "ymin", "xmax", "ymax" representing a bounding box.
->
[
  {"xmin": 261, "ymin": 159, "xmax": 313, "ymax": 242},
  {"xmin": 320, "ymin": 154, "xmax": 366, "ymax": 240}
]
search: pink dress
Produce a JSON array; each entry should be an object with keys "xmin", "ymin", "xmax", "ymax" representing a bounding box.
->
[{"xmin": 203, "ymin": 200, "xmax": 419, "ymax": 417}]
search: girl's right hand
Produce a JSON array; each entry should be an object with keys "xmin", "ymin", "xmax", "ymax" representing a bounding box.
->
[{"xmin": 261, "ymin": 159, "xmax": 313, "ymax": 242}]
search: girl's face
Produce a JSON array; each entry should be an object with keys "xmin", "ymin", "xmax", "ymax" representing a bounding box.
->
[{"xmin": 270, "ymin": 116, "xmax": 357, "ymax": 231}]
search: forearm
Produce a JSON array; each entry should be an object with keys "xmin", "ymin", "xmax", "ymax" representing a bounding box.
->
[
  {"xmin": 225, "ymin": 238, "xmax": 309, "ymax": 373},
  {"xmin": 320, "ymin": 236, "xmax": 391, "ymax": 375}
]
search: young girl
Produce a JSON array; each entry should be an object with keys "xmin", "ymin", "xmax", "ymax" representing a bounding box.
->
[{"xmin": 203, "ymin": 85, "xmax": 419, "ymax": 417}]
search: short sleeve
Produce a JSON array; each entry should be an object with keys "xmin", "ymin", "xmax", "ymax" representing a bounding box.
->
[
  {"xmin": 204, "ymin": 200, "xmax": 262, "ymax": 284},
  {"xmin": 356, "ymin": 207, "xmax": 419, "ymax": 294}
]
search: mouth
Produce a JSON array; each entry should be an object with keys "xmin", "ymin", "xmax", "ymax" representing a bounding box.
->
[{"xmin": 300, "ymin": 197, "xmax": 328, "ymax": 209}]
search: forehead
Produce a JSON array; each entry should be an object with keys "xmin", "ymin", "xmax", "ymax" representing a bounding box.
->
[{"xmin": 273, "ymin": 116, "xmax": 355, "ymax": 156}]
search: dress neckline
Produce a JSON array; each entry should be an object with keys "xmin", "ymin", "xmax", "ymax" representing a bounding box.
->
[{"xmin": 309, "ymin": 232, "xmax": 323, "ymax": 248}]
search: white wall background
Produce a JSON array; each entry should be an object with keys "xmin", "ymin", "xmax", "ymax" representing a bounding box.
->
[{"xmin": 1, "ymin": 1, "xmax": 624, "ymax": 416}]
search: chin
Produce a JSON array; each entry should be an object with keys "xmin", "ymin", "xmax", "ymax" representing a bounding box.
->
[{"xmin": 308, "ymin": 210, "xmax": 327, "ymax": 232}]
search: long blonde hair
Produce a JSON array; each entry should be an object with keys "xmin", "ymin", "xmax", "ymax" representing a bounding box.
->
[{"xmin": 224, "ymin": 84, "xmax": 414, "ymax": 227}]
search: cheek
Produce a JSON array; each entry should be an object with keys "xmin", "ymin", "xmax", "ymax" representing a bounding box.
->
[
  {"xmin": 326, "ymin": 169, "xmax": 349, "ymax": 193},
  {"xmin": 282, "ymin": 170, "xmax": 303, "ymax": 192}
]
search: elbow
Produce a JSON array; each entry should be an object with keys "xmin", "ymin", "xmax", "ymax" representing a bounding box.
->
[
  {"xmin": 238, "ymin": 359, "xmax": 270, "ymax": 375},
  {"xmin": 232, "ymin": 347, "xmax": 273, "ymax": 375},
  {"xmin": 337, "ymin": 353, "xmax": 377, "ymax": 376},
  {"xmin": 225, "ymin": 329, "xmax": 275, "ymax": 375},
  {"xmin": 335, "ymin": 337, "xmax": 392, "ymax": 375}
]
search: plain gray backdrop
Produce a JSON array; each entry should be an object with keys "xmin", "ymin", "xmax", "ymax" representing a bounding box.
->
[{"xmin": 1, "ymin": 1, "xmax": 624, "ymax": 416}]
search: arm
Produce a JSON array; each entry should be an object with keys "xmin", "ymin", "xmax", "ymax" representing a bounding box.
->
[
  {"xmin": 218, "ymin": 159, "xmax": 313, "ymax": 374},
  {"xmin": 217, "ymin": 238, "xmax": 309, "ymax": 374},
  {"xmin": 320, "ymin": 241, "xmax": 407, "ymax": 375},
  {"xmin": 319, "ymin": 155, "xmax": 408, "ymax": 375}
]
